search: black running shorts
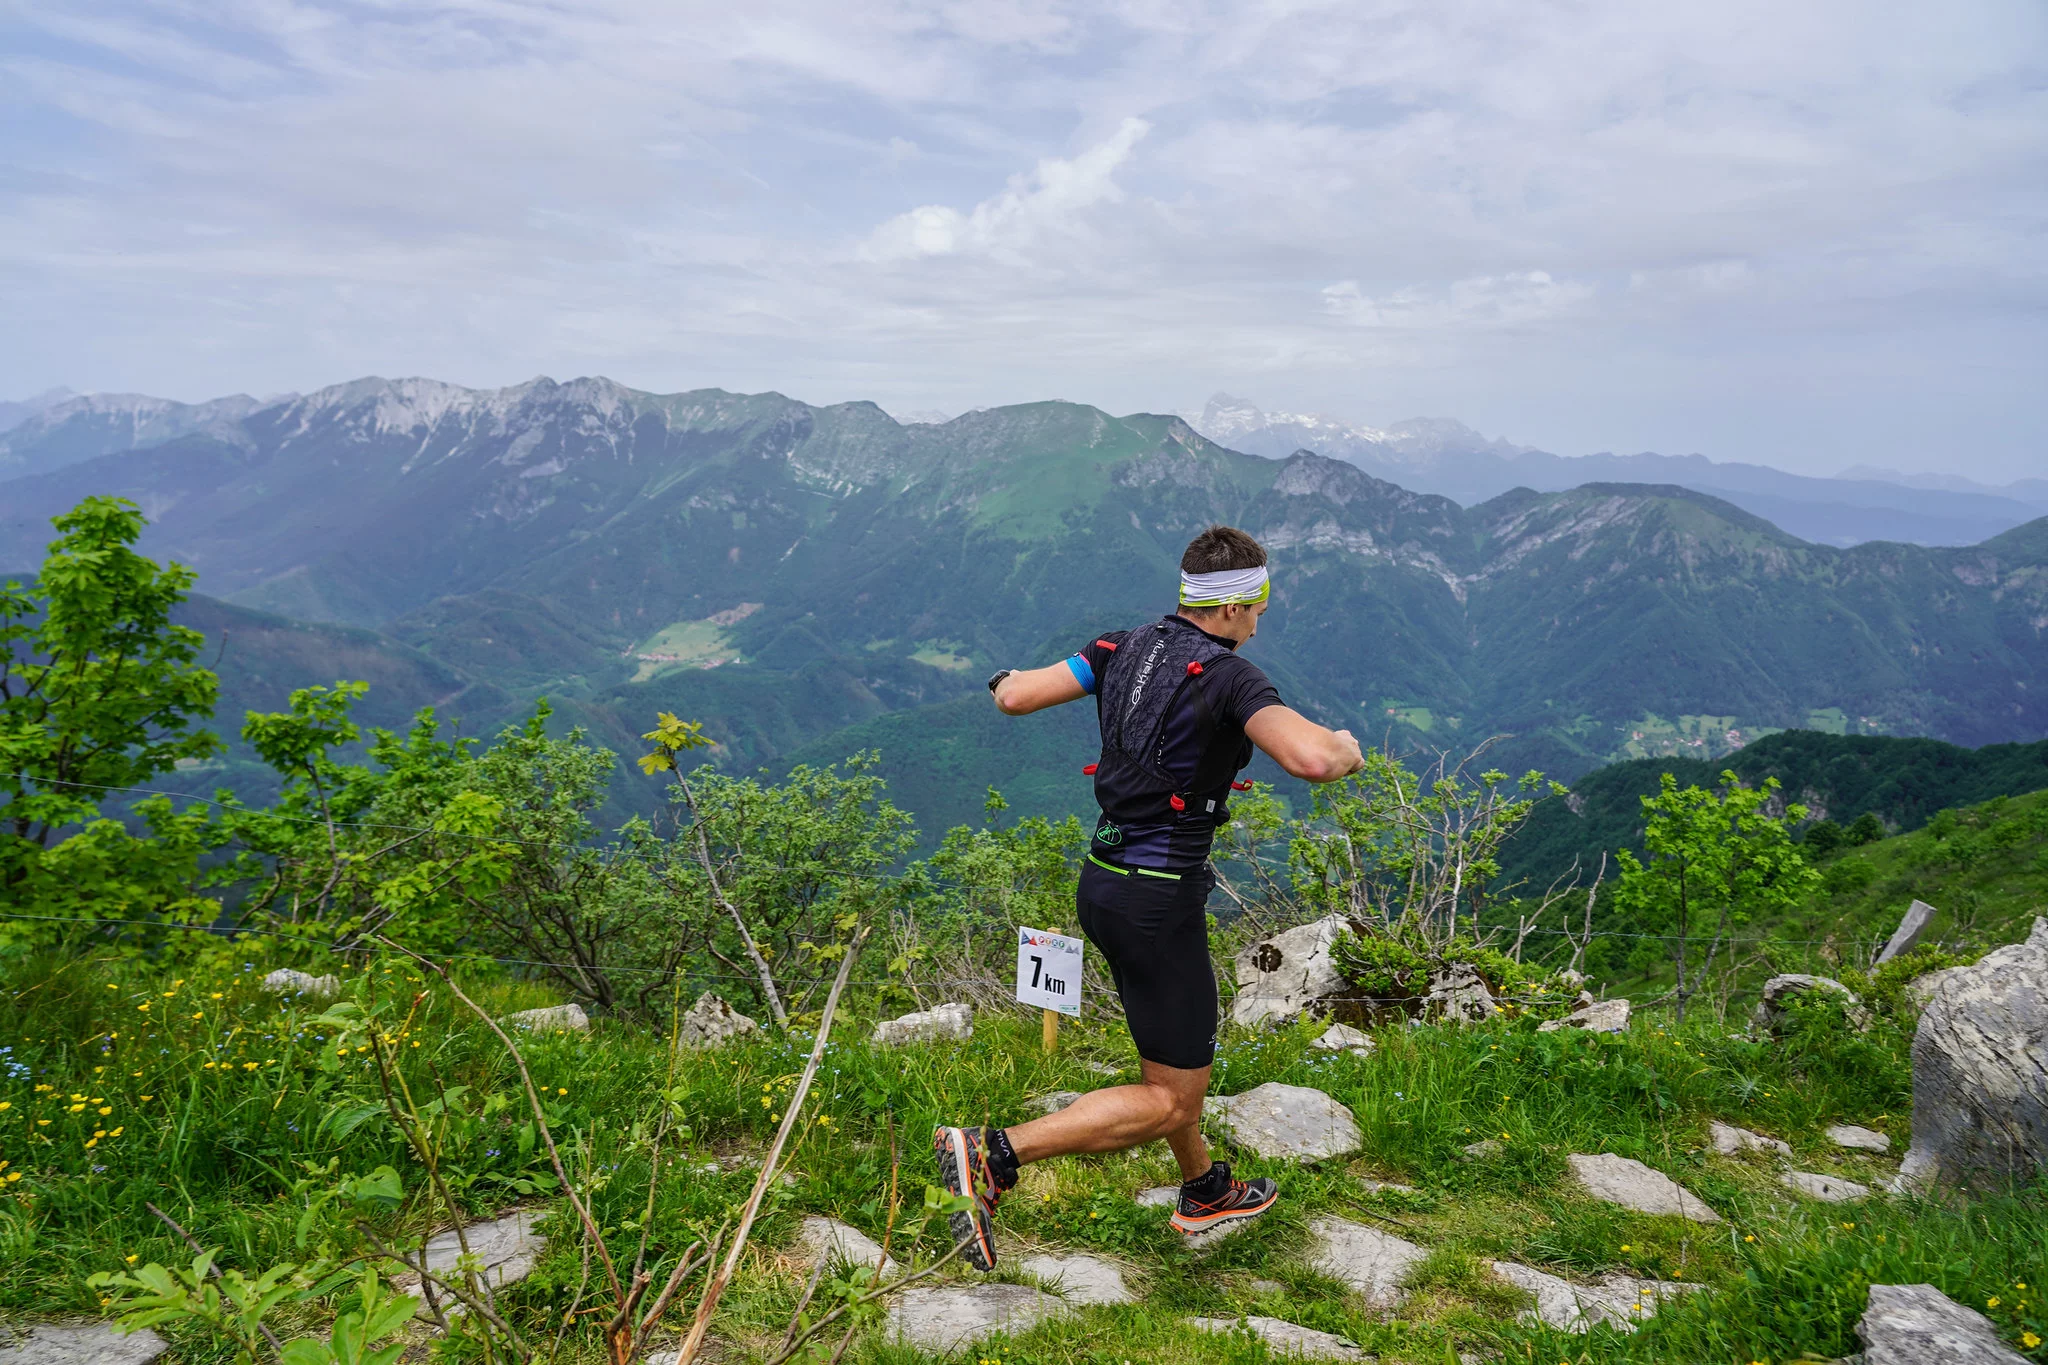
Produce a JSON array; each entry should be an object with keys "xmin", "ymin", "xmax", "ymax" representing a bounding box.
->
[{"xmin": 1075, "ymin": 856, "xmax": 1218, "ymax": 1071}]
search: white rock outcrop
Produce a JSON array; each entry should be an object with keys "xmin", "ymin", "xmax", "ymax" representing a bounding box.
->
[
  {"xmin": 400, "ymin": 1210, "xmax": 546, "ymax": 1315},
  {"xmin": 1204, "ymin": 1082, "xmax": 1362, "ymax": 1162},
  {"xmin": 501, "ymin": 1004, "xmax": 590, "ymax": 1033},
  {"xmin": 1028, "ymin": 1090, "xmax": 1085, "ymax": 1115},
  {"xmin": 1752, "ymin": 974, "xmax": 1869, "ymax": 1033},
  {"xmin": 798, "ymin": 1216, "xmax": 895, "ymax": 1276},
  {"xmin": 1488, "ymin": 1261, "xmax": 1701, "ymax": 1334},
  {"xmin": 1896, "ymin": 918, "xmax": 2047, "ymax": 1191},
  {"xmin": 1709, "ymin": 1120, "xmax": 1792, "ymax": 1158},
  {"xmin": 262, "ymin": 969, "xmax": 341, "ymax": 1001},
  {"xmin": 1877, "ymin": 899, "xmax": 1939, "ymax": 964},
  {"xmin": 674, "ymin": 993, "xmax": 757, "ymax": 1050},
  {"xmin": 1016, "ymin": 1252, "xmax": 1133, "ymax": 1305},
  {"xmin": 1567, "ymin": 1153, "xmax": 1721, "ymax": 1223},
  {"xmin": 1828, "ymin": 1123, "xmax": 1892, "ymax": 1153},
  {"xmin": 1780, "ymin": 1170, "xmax": 1871, "ymax": 1202},
  {"xmin": 1312, "ymin": 1022, "xmax": 1375, "ymax": 1055},
  {"xmin": 1188, "ymin": 1317, "xmax": 1368, "ymax": 1360},
  {"xmin": 1230, "ymin": 915, "xmax": 1353, "ymax": 1028},
  {"xmin": 1538, "ymin": 998, "xmax": 1631, "ymax": 1033},
  {"xmin": 1422, "ymin": 962, "xmax": 1498, "ymax": 1022},
  {"xmin": 886, "ymin": 1284, "xmax": 1067, "ymax": 1353},
  {"xmin": 1305, "ymin": 1216, "xmax": 1426, "ymax": 1307},
  {"xmin": 0, "ymin": 1324, "xmax": 170, "ymax": 1365},
  {"xmin": 871, "ymin": 1002, "xmax": 972, "ymax": 1047},
  {"xmin": 1856, "ymin": 1283, "xmax": 2029, "ymax": 1364}
]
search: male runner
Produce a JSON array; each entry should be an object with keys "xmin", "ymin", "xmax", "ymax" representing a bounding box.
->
[{"xmin": 934, "ymin": 525, "xmax": 1365, "ymax": 1270}]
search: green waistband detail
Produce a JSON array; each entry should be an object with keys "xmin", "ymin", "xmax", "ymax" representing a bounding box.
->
[
  {"xmin": 1086, "ymin": 853, "xmax": 1129, "ymax": 876},
  {"xmin": 1088, "ymin": 852, "xmax": 1182, "ymax": 881},
  {"xmin": 1133, "ymin": 866, "xmax": 1183, "ymax": 880}
]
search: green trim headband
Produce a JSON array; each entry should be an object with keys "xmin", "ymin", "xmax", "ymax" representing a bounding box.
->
[{"xmin": 1179, "ymin": 564, "xmax": 1270, "ymax": 607}]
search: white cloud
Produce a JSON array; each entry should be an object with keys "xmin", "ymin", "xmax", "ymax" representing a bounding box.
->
[{"xmin": 1322, "ymin": 271, "xmax": 1594, "ymax": 331}]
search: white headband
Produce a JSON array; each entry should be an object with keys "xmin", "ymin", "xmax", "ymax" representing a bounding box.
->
[{"xmin": 1179, "ymin": 564, "xmax": 1270, "ymax": 607}]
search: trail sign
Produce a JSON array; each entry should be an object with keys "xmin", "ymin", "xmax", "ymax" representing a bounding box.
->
[{"xmin": 1015, "ymin": 926, "xmax": 1083, "ymax": 1018}]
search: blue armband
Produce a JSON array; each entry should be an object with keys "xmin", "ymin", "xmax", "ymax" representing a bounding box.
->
[{"xmin": 1066, "ymin": 654, "xmax": 1097, "ymax": 694}]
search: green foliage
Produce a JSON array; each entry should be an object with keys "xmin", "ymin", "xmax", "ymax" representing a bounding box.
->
[
  {"xmin": 0, "ymin": 496, "xmax": 221, "ymax": 936},
  {"xmin": 1614, "ymin": 772, "xmax": 1817, "ymax": 1020},
  {"xmin": 1331, "ymin": 933, "xmax": 1430, "ymax": 998}
]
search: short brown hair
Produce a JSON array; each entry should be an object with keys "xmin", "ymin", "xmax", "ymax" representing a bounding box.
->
[{"xmin": 1180, "ymin": 525, "xmax": 1267, "ymax": 575}]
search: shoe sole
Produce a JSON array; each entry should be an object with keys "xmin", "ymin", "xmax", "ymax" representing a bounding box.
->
[
  {"xmin": 932, "ymin": 1126, "xmax": 997, "ymax": 1270},
  {"xmin": 1171, "ymin": 1187, "xmax": 1279, "ymax": 1235}
]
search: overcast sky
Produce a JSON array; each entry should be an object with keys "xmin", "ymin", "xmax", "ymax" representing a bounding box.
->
[{"xmin": 3, "ymin": 2, "xmax": 2044, "ymax": 479}]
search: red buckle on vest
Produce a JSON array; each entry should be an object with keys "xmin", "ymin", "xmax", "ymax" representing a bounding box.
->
[
  {"xmin": 1232, "ymin": 780, "xmax": 1253, "ymax": 791},
  {"xmin": 1081, "ymin": 763, "xmax": 1098, "ymax": 775},
  {"xmin": 1095, "ymin": 639, "xmax": 1118, "ymax": 651},
  {"xmin": 1185, "ymin": 660, "xmax": 1203, "ymax": 676},
  {"xmin": 1169, "ymin": 794, "xmax": 1186, "ymax": 811}
]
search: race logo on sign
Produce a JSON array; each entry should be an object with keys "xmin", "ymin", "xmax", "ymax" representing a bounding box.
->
[{"xmin": 1014, "ymin": 926, "xmax": 1084, "ymax": 1017}]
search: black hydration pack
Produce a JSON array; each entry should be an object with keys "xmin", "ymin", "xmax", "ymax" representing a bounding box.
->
[{"xmin": 1088, "ymin": 616, "xmax": 1253, "ymax": 829}]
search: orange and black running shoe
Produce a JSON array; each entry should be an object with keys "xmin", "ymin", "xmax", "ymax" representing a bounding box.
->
[
  {"xmin": 1170, "ymin": 1163, "xmax": 1278, "ymax": 1235},
  {"xmin": 931, "ymin": 1125, "xmax": 1003, "ymax": 1270}
]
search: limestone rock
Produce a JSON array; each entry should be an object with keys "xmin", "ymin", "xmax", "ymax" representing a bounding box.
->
[
  {"xmin": 1857, "ymin": 1283, "xmax": 2029, "ymax": 1364},
  {"xmin": 1877, "ymin": 900, "xmax": 1940, "ymax": 964},
  {"xmin": 1027, "ymin": 1090, "xmax": 1085, "ymax": 1115},
  {"xmin": 501, "ymin": 1004, "xmax": 590, "ymax": 1033},
  {"xmin": 1487, "ymin": 1261, "xmax": 1700, "ymax": 1334},
  {"xmin": 886, "ymin": 1284, "xmax": 1067, "ymax": 1353},
  {"xmin": 1538, "ymin": 998, "xmax": 1632, "ymax": 1034},
  {"xmin": 1828, "ymin": 1124, "xmax": 1892, "ymax": 1153},
  {"xmin": 798, "ymin": 1216, "xmax": 895, "ymax": 1275},
  {"xmin": 1457, "ymin": 1139, "xmax": 1504, "ymax": 1162},
  {"xmin": 0, "ymin": 1324, "xmax": 170, "ymax": 1365},
  {"xmin": 1752, "ymin": 974, "xmax": 1869, "ymax": 1033},
  {"xmin": 402, "ymin": 1209, "xmax": 545, "ymax": 1314},
  {"xmin": 1188, "ymin": 1316, "xmax": 1368, "ymax": 1360},
  {"xmin": 1423, "ymin": 961, "xmax": 1498, "ymax": 1023},
  {"xmin": 1897, "ymin": 919, "xmax": 2047, "ymax": 1191},
  {"xmin": 1249, "ymin": 1278, "xmax": 1285, "ymax": 1296},
  {"xmin": 674, "ymin": 993, "xmax": 757, "ymax": 1050},
  {"xmin": 1781, "ymin": 1170, "xmax": 1871, "ymax": 1202},
  {"xmin": 1134, "ymin": 1185, "xmax": 1180, "ymax": 1208},
  {"xmin": 871, "ymin": 1001, "xmax": 972, "ymax": 1047},
  {"xmin": 1205, "ymin": 1082, "xmax": 1362, "ymax": 1162},
  {"xmin": 1230, "ymin": 915, "xmax": 1354, "ymax": 1028},
  {"xmin": 262, "ymin": 968, "xmax": 340, "ymax": 1000},
  {"xmin": 1567, "ymin": 1153, "xmax": 1722, "ymax": 1223},
  {"xmin": 1016, "ymin": 1252, "xmax": 1133, "ymax": 1305},
  {"xmin": 1907, "ymin": 967, "xmax": 1970, "ymax": 1009},
  {"xmin": 1304, "ymin": 1215, "xmax": 1426, "ymax": 1307},
  {"xmin": 1710, "ymin": 1120, "xmax": 1792, "ymax": 1158},
  {"xmin": 1312, "ymin": 1022, "xmax": 1375, "ymax": 1055}
]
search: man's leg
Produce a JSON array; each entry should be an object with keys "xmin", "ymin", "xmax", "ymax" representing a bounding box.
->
[{"xmin": 1005, "ymin": 1058, "xmax": 1213, "ymax": 1181}]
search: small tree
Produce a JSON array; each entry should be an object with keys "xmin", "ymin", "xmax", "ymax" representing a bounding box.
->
[
  {"xmin": 1614, "ymin": 771, "xmax": 1818, "ymax": 1022},
  {"xmin": 0, "ymin": 496, "xmax": 220, "ymax": 905}
]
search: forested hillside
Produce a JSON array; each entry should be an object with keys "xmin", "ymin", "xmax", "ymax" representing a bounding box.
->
[{"xmin": 4, "ymin": 375, "xmax": 2045, "ymax": 843}]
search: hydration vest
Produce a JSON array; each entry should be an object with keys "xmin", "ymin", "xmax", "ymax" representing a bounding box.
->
[{"xmin": 1087, "ymin": 616, "xmax": 1255, "ymax": 831}]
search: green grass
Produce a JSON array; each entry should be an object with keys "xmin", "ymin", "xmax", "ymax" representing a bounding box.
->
[
  {"xmin": 1, "ymin": 947, "xmax": 2042, "ymax": 1364},
  {"xmin": 628, "ymin": 619, "xmax": 744, "ymax": 681}
]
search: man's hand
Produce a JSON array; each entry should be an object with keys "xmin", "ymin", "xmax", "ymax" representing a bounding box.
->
[
  {"xmin": 992, "ymin": 663, "xmax": 1086, "ymax": 715},
  {"xmin": 1244, "ymin": 708, "xmax": 1366, "ymax": 783}
]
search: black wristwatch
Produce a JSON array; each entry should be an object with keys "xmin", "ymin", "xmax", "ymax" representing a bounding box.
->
[{"xmin": 987, "ymin": 668, "xmax": 1014, "ymax": 694}]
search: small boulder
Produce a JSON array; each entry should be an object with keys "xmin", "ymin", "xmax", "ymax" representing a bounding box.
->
[
  {"xmin": 674, "ymin": 993, "xmax": 757, "ymax": 1050},
  {"xmin": 798, "ymin": 1216, "xmax": 895, "ymax": 1276},
  {"xmin": 1896, "ymin": 918, "xmax": 2048, "ymax": 1192},
  {"xmin": 1857, "ymin": 1283, "xmax": 2029, "ymax": 1364},
  {"xmin": 1457, "ymin": 1139, "xmax": 1505, "ymax": 1162},
  {"xmin": 262, "ymin": 968, "xmax": 341, "ymax": 1001},
  {"xmin": 1027, "ymin": 1090, "xmax": 1085, "ymax": 1115},
  {"xmin": 1488, "ymin": 1261, "xmax": 1701, "ymax": 1334},
  {"xmin": 1567, "ymin": 1153, "xmax": 1721, "ymax": 1223},
  {"xmin": 401, "ymin": 1209, "xmax": 545, "ymax": 1314},
  {"xmin": 0, "ymin": 1324, "xmax": 170, "ymax": 1365},
  {"xmin": 871, "ymin": 1002, "xmax": 972, "ymax": 1047},
  {"xmin": 500, "ymin": 1003, "xmax": 589, "ymax": 1033},
  {"xmin": 1538, "ymin": 998, "xmax": 1632, "ymax": 1034},
  {"xmin": 1828, "ymin": 1123, "xmax": 1892, "ymax": 1153},
  {"xmin": 1230, "ymin": 915, "xmax": 1354, "ymax": 1028},
  {"xmin": 886, "ymin": 1284, "xmax": 1067, "ymax": 1353},
  {"xmin": 1312, "ymin": 1022, "xmax": 1375, "ymax": 1055},
  {"xmin": 1189, "ymin": 1316, "xmax": 1368, "ymax": 1361},
  {"xmin": 1710, "ymin": 1120, "xmax": 1792, "ymax": 1158},
  {"xmin": 1205, "ymin": 1082, "xmax": 1362, "ymax": 1162},
  {"xmin": 1780, "ymin": 1170, "xmax": 1871, "ymax": 1202},
  {"xmin": 1304, "ymin": 1215, "xmax": 1426, "ymax": 1307},
  {"xmin": 1752, "ymin": 974, "xmax": 1870, "ymax": 1033},
  {"xmin": 1877, "ymin": 899, "xmax": 1940, "ymax": 964},
  {"xmin": 1016, "ymin": 1252, "xmax": 1132, "ymax": 1305},
  {"xmin": 1422, "ymin": 961, "xmax": 1498, "ymax": 1023}
]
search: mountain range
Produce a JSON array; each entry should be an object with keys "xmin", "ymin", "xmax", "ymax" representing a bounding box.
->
[
  {"xmin": 1192, "ymin": 395, "xmax": 2048, "ymax": 549},
  {"xmin": 3, "ymin": 376, "xmax": 2045, "ymax": 839}
]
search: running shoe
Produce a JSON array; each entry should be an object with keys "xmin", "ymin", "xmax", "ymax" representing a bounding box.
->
[
  {"xmin": 1170, "ymin": 1163, "xmax": 1279, "ymax": 1235},
  {"xmin": 931, "ymin": 1125, "xmax": 1002, "ymax": 1270}
]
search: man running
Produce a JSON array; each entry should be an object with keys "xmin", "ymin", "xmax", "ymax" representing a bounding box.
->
[{"xmin": 934, "ymin": 525, "xmax": 1365, "ymax": 1270}]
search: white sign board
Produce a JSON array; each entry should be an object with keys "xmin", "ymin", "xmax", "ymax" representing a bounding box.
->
[{"xmin": 1015, "ymin": 926, "xmax": 1084, "ymax": 1017}]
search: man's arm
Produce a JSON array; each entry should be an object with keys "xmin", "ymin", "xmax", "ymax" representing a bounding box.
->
[
  {"xmin": 993, "ymin": 663, "xmax": 1086, "ymax": 716},
  {"xmin": 1243, "ymin": 706, "xmax": 1365, "ymax": 783}
]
